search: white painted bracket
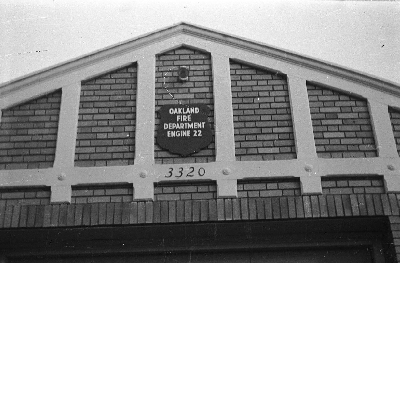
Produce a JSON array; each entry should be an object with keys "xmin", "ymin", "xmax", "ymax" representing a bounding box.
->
[
  {"xmin": 300, "ymin": 176, "xmax": 322, "ymax": 195},
  {"xmin": 132, "ymin": 56, "xmax": 156, "ymax": 201},
  {"xmin": 212, "ymin": 53, "xmax": 237, "ymax": 198},
  {"xmin": 50, "ymin": 185, "xmax": 72, "ymax": 204},
  {"xmin": 217, "ymin": 179, "xmax": 237, "ymax": 198},
  {"xmin": 384, "ymin": 175, "xmax": 400, "ymax": 192},
  {"xmin": 134, "ymin": 181, "xmax": 154, "ymax": 201}
]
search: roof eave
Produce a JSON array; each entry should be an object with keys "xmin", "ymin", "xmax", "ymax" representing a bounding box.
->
[{"xmin": 1, "ymin": 22, "xmax": 399, "ymax": 99}]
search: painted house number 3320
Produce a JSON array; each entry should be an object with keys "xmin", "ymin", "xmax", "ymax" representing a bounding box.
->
[{"xmin": 164, "ymin": 166, "xmax": 206, "ymax": 178}]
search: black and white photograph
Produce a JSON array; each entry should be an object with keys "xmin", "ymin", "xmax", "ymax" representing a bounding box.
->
[{"xmin": 0, "ymin": 0, "xmax": 399, "ymax": 398}]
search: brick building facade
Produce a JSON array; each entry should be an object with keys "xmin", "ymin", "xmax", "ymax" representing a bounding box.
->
[{"xmin": 1, "ymin": 23, "xmax": 400, "ymax": 262}]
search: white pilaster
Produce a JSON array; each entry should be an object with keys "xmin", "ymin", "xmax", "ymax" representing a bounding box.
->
[
  {"xmin": 134, "ymin": 56, "xmax": 156, "ymax": 200},
  {"xmin": 212, "ymin": 53, "xmax": 237, "ymax": 197},
  {"xmin": 212, "ymin": 53, "xmax": 235, "ymax": 162},
  {"xmin": 135, "ymin": 56, "xmax": 156, "ymax": 166},
  {"xmin": 51, "ymin": 82, "xmax": 81, "ymax": 203},
  {"xmin": 287, "ymin": 75, "xmax": 322, "ymax": 194},
  {"xmin": 301, "ymin": 176, "xmax": 323, "ymax": 195}
]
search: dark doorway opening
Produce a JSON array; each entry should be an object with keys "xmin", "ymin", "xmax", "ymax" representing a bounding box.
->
[{"xmin": 1, "ymin": 217, "xmax": 395, "ymax": 263}]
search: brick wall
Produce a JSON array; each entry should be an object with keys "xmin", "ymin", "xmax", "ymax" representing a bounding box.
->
[
  {"xmin": 0, "ymin": 188, "xmax": 51, "ymax": 206},
  {"xmin": 0, "ymin": 90, "xmax": 61, "ymax": 170},
  {"xmin": 155, "ymin": 47, "xmax": 215, "ymax": 164},
  {"xmin": 2, "ymin": 50, "xmax": 400, "ymax": 261},
  {"xmin": 307, "ymin": 83, "xmax": 377, "ymax": 158},
  {"xmin": 230, "ymin": 62, "xmax": 296, "ymax": 161},
  {"xmin": 1, "ymin": 193, "xmax": 398, "ymax": 227},
  {"xmin": 71, "ymin": 185, "xmax": 133, "ymax": 203},
  {"xmin": 389, "ymin": 107, "xmax": 400, "ymax": 156},
  {"xmin": 322, "ymin": 177, "xmax": 385, "ymax": 194},
  {"xmin": 154, "ymin": 182, "xmax": 217, "ymax": 201},
  {"xmin": 237, "ymin": 179, "xmax": 301, "ymax": 198},
  {"xmin": 75, "ymin": 65, "xmax": 137, "ymax": 167}
]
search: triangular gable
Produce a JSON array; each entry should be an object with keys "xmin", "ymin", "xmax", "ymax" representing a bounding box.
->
[
  {"xmin": 1, "ymin": 22, "xmax": 400, "ymax": 109},
  {"xmin": 1, "ymin": 22, "xmax": 400, "ymax": 205}
]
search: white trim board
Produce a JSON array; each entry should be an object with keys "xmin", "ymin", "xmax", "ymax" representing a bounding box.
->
[{"xmin": 1, "ymin": 158, "xmax": 400, "ymax": 203}]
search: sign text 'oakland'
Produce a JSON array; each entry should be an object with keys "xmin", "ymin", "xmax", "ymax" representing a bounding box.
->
[{"xmin": 157, "ymin": 104, "xmax": 213, "ymax": 156}]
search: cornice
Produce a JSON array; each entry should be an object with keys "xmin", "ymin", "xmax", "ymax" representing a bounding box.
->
[
  {"xmin": 179, "ymin": 24, "xmax": 400, "ymax": 99},
  {"xmin": 1, "ymin": 22, "xmax": 400, "ymax": 100},
  {"xmin": 0, "ymin": 25, "xmax": 183, "ymax": 96}
]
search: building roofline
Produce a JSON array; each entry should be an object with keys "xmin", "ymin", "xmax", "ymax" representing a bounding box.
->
[{"xmin": 1, "ymin": 22, "xmax": 399, "ymax": 98}]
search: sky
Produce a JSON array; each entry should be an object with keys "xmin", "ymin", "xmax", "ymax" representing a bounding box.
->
[{"xmin": 0, "ymin": 0, "xmax": 400, "ymax": 86}]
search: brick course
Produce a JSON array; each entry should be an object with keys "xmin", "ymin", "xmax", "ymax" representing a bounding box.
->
[
  {"xmin": 0, "ymin": 90, "xmax": 61, "ymax": 170},
  {"xmin": 237, "ymin": 179, "xmax": 301, "ymax": 198},
  {"xmin": 71, "ymin": 185, "xmax": 133, "ymax": 203},
  {"xmin": 0, "ymin": 187, "xmax": 50, "ymax": 206},
  {"xmin": 389, "ymin": 107, "xmax": 400, "ymax": 156},
  {"xmin": 154, "ymin": 182, "xmax": 217, "ymax": 201},
  {"xmin": 75, "ymin": 65, "xmax": 137, "ymax": 167},
  {"xmin": 0, "ymin": 194, "xmax": 394, "ymax": 227},
  {"xmin": 307, "ymin": 83, "xmax": 377, "ymax": 158},
  {"xmin": 155, "ymin": 47, "xmax": 215, "ymax": 164},
  {"xmin": 322, "ymin": 177, "xmax": 385, "ymax": 195},
  {"xmin": 230, "ymin": 62, "xmax": 296, "ymax": 161}
]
